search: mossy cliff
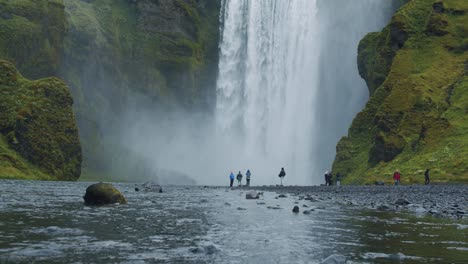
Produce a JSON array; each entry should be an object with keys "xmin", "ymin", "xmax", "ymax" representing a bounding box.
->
[
  {"xmin": 333, "ymin": 0, "xmax": 468, "ymax": 184},
  {"xmin": 61, "ymin": 0, "xmax": 220, "ymax": 178},
  {"xmin": 0, "ymin": 0, "xmax": 220, "ymax": 180},
  {"xmin": 0, "ymin": 60, "xmax": 81, "ymax": 180},
  {"xmin": 0, "ymin": 0, "xmax": 67, "ymax": 79}
]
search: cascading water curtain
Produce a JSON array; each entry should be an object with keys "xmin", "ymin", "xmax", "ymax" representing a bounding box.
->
[{"xmin": 216, "ymin": 0, "xmax": 320, "ymax": 185}]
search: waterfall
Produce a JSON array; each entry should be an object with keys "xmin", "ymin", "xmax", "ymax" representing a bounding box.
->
[{"xmin": 216, "ymin": 0, "xmax": 395, "ymax": 185}]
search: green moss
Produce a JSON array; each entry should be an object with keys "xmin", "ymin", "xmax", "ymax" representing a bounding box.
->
[
  {"xmin": 0, "ymin": 0, "xmax": 67, "ymax": 79},
  {"xmin": 0, "ymin": 0, "xmax": 220, "ymax": 181},
  {"xmin": 83, "ymin": 182, "xmax": 127, "ymax": 205},
  {"xmin": 0, "ymin": 60, "xmax": 81, "ymax": 181},
  {"xmin": 333, "ymin": 0, "xmax": 468, "ymax": 184}
]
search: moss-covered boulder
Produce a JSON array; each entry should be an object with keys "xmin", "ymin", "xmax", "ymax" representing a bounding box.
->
[
  {"xmin": 0, "ymin": 60, "xmax": 81, "ymax": 180},
  {"xmin": 333, "ymin": 0, "xmax": 468, "ymax": 184},
  {"xmin": 83, "ymin": 182, "xmax": 127, "ymax": 205}
]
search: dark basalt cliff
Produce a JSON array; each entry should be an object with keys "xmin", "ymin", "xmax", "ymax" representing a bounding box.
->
[{"xmin": 333, "ymin": 0, "xmax": 468, "ymax": 184}]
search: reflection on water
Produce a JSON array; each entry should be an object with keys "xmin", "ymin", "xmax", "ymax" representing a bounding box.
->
[{"xmin": 0, "ymin": 180, "xmax": 467, "ymax": 263}]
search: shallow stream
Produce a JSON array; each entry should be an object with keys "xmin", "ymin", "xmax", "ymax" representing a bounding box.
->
[{"xmin": 0, "ymin": 181, "xmax": 467, "ymax": 263}]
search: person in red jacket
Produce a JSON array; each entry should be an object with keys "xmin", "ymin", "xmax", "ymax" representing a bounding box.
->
[{"xmin": 393, "ymin": 170, "xmax": 401, "ymax": 185}]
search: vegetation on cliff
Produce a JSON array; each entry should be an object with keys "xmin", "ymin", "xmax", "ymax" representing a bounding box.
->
[
  {"xmin": 0, "ymin": 60, "xmax": 81, "ymax": 180},
  {"xmin": 0, "ymin": 0, "xmax": 220, "ymax": 181},
  {"xmin": 0, "ymin": 0, "xmax": 67, "ymax": 79},
  {"xmin": 333, "ymin": 0, "xmax": 468, "ymax": 184}
]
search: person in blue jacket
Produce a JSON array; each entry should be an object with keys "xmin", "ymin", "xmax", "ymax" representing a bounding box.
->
[
  {"xmin": 229, "ymin": 172, "xmax": 235, "ymax": 187},
  {"xmin": 246, "ymin": 170, "xmax": 251, "ymax": 186}
]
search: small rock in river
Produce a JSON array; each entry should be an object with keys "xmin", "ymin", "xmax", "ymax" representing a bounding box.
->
[
  {"xmin": 267, "ymin": 206, "xmax": 282, "ymax": 210},
  {"xmin": 395, "ymin": 198, "xmax": 410, "ymax": 205},
  {"xmin": 292, "ymin": 206, "xmax": 300, "ymax": 213},
  {"xmin": 278, "ymin": 194, "xmax": 287, "ymax": 198},
  {"xmin": 377, "ymin": 204, "xmax": 390, "ymax": 210},
  {"xmin": 246, "ymin": 190, "xmax": 260, "ymax": 199},
  {"xmin": 237, "ymin": 207, "xmax": 246, "ymax": 210},
  {"xmin": 190, "ymin": 244, "xmax": 219, "ymax": 255},
  {"xmin": 321, "ymin": 254, "xmax": 347, "ymax": 264}
]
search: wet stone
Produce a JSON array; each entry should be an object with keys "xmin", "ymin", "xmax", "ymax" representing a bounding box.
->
[
  {"xmin": 292, "ymin": 206, "xmax": 300, "ymax": 213},
  {"xmin": 267, "ymin": 206, "xmax": 282, "ymax": 210},
  {"xmin": 246, "ymin": 190, "xmax": 260, "ymax": 199},
  {"xmin": 377, "ymin": 204, "xmax": 390, "ymax": 210},
  {"xmin": 395, "ymin": 198, "xmax": 410, "ymax": 205},
  {"xmin": 321, "ymin": 254, "xmax": 347, "ymax": 264}
]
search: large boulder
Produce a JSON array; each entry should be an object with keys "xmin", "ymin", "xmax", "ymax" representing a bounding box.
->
[
  {"xmin": 245, "ymin": 190, "xmax": 260, "ymax": 199},
  {"xmin": 83, "ymin": 183, "xmax": 127, "ymax": 205}
]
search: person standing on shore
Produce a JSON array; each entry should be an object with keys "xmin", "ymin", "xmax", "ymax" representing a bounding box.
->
[
  {"xmin": 278, "ymin": 167, "xmax": 286, "ymax": 186},
  {"xmin": 229, "ymin": 172, "xmax": 235, "ymax": 187},
  {"xmin": 424, "ymin": 169, "xmax": 430, "ymax": 185},
  {"xmin": 393, "ymin": 170, "xmax": 401, "ymax": 185},
  {"xmin": 328, "ymin": 172, "xmax": 333, "ymax": 186},
  {"xmin": 236, "ymin": 171, "xmax": 243, "ymax": 187},
  {"xmin": 324, "ymin": 171, "xmax": 329, "ymax": 186},
  {"xmin": 336, "ymin": 172, "xmax": 341, "ymax": 187},
  {"xmin": 246, "ymin": 169, "xmax": 251, "ymax": 186}
]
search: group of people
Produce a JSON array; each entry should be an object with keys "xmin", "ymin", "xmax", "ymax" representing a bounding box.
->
[
  {"xmin": 393, "ymin": 168, "xmax": 430, "ymax": 185},
  {"xmin": 227, "ymin": 167, "xmax": 431, "ymax": 187},
  {"xmin": 228, "ymin": 167, "xmax": 287, "ymax": 187},
  {"xmin": 324, "ymin": 171, "xmax": 342, "ymax": 186},
  {"xmin": 229, "ymin": 170, "xmax": 252, "ymax": 187}
]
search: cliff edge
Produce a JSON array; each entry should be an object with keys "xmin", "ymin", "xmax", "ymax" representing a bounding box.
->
[{"xmin": 333, "ymin": 0, "xmax": 468, "ymax": 184}]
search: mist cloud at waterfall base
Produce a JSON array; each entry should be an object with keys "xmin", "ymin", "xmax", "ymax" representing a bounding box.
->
[
  {"xmin": 102, "ymin": 0, "xmax": 399, "ymax": 186},
  {"xmin": 117, "ymin": 103, "xmax": 292, "ymax": 186}
]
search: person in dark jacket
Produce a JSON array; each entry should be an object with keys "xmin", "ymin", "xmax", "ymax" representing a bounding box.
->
[
  {"xmin": 236, "ymin": 171, "xmax": 243, "ymax": 187},
  {"xmin": 278, "ymin": 168, "xmax": 286, "ymax": 186},
  {"xmin": 324, "ymin": 171, "xmax": 329, "ymax": 186},
  {"xmin": 336, "ymin": 172, "xmax": 341, "ymax": 187},
  {"xmin": 328, "ymin": 172, "xmax": 333, "ymax": 186},
  {"xmin": 246, "ymin": 169, "xmax": 251, "ymax": 186},
  {"xmin": 424, "ymin": 169, "xmax": 430, "ymax": 185}
]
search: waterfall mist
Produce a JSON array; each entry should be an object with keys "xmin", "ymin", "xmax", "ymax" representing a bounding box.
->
[{"xmin": 74, "ymin": 0, "xmax": 397, "ymax": 185}]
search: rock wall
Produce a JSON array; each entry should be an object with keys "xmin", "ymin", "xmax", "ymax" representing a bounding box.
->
[
  {"xmin": 0, "ymin": 60, "xmax": 81, "ymax": 180},
  {"xmin": 333, "ymin": 0, "xmax": 468, "ymax": 184},
  {"xmin": 0, "ymin": 0, "xmax": 220, "ymax": 180}
]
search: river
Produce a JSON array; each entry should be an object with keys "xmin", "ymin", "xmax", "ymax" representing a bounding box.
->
[{"xmin": 0, "ymin": 180, "xmax": 467, "ymax": 263}]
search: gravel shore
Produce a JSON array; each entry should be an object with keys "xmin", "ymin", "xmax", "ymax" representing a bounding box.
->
[{"xmin": 234, "ymin": 184, "xmax": 468, "ymax": 220}]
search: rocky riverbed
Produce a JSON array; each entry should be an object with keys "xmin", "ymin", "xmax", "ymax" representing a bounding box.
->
[
  {"xmin": 239, "ymin": 184, "xmax": 468, "ymax": 220},
  {"xmin": 1, "ymin": 181, "xmax": 467, "ymax": 263}
]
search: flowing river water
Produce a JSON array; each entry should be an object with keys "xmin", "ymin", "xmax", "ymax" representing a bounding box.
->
[{"xmin": 0, "ymin": 180, "xmax": 467, "ymax": 263}]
